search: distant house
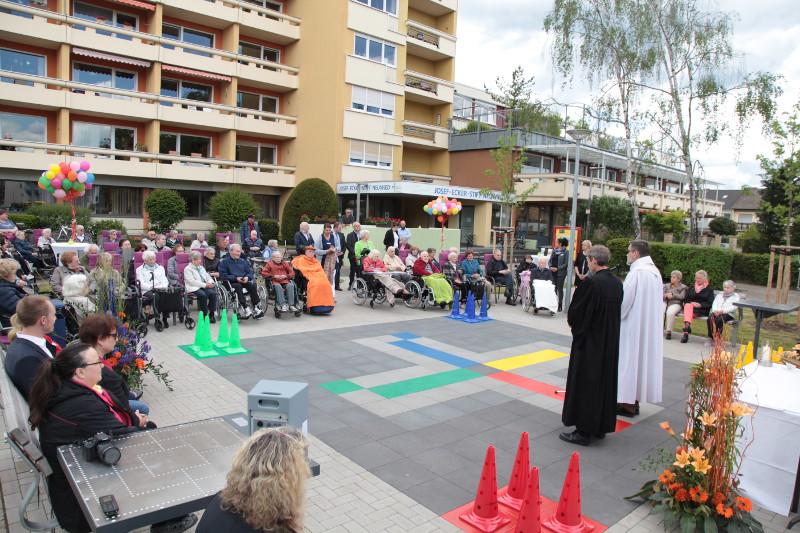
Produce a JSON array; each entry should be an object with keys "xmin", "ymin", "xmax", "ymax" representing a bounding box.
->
[{"xmin": 709, "ymin": 189, "xmax": 762, "ymax": 232}]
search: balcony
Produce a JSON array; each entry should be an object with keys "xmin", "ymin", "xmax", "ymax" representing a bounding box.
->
[
  {"xmin": 0, "ymin": 140, "xmax": 296, "ymax": 189},
  {"xmin": 343, "ymin": 110, "xmax": 401, "ymax": 146},
  {"xmin": 347, "ymin": 0, "xmax": 402, "ymax": 44},
  {"xmin": 401, "ymin": 121, "xmax": 448, "ymax": 150},
  {"xmin": 0, "ymin": 71, "xmax": 298, "ymax": 140},
  {"xmin": 408, "ymin": 0, "xmax": 457, "ymax": 16},
  {"xmin": 399, "ymin": 171, "xmax": 450, "ymax": 184},
  {"xmin": 404, "ymin": 70, "xmax": 454, "ymax": 105},
  {"xmin": 406, "ymin": 20, "xmax": 456, "ymax": 61}
]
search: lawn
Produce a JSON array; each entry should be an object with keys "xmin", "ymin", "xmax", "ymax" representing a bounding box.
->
[{"xmin": 670, "ymin": 313, "xmax": 799, "ymax": 352}]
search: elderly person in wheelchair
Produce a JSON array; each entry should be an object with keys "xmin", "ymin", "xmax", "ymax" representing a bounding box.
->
[
  {"xmin": 261, "ymin": 250, "xmax": 299, "ymax": 314},
  {"xmin": 411, "ymin": 250, "xmax": 453, "ymax": 308},
  {"xmin": 383, "ymin": 246, "xmax": 410, "ymax": 283},
  {"xmin": 361, "ymin": 249, "xmax": 407, "ymax": 306}
]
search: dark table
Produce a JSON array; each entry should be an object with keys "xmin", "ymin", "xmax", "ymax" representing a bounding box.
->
[
  {"xmin": 57, "ymin": 417, "xmax": 246, "ymax": 533},
  {"xmin": 734, "ymin": 300, "xmax": 799, "ymax": 352}
]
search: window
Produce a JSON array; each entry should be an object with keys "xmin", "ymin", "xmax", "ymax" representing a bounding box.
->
[
  {"xmin": 160, "ymin": 132, "xmax": 211, "ymax": 158},
  {"xmin": 73, "ymin": 122, "xmax": 135, "ymax": 156},
  {"xmin": 237, "ymin": 91, "xmax": 278, "ymax": 119},
  {"xmin": 163, "ymin": 24, "xmax": 214, "ymax": 56},
  {"xmin": 738, "ymin": 213, "xmax": 754, "ymax": 224},
  {"xmin": 607, "ymin": 170, "xmax": 618, "ymax": 182},
  {"xmin": 73, "ymin": 62, "xmax": 136, "ymax": 98},
  {"xmin": 161, "ymin": 78, "xmax": 212, "ymax": 108},
  {"xmin": 354, "ymin": 34, "xmax": 396, "ymax": 66},
  {"xmin": 252, "ymin": 194, "xmax": 279, "ymax": 219},
  {"xmin": 351, "ymin": 86, "xmax": 395, "ymax": 117},
  {"xmin": 521, "ymin": 154, "xmax": 553, "ymax": 174},
  {"xmin": 177, "ymin": 190, "xmax": 209, "ymax": 218},
  {"xmin": 567, "ymin": 161, "xmax": 589, "ymax": 176},
  {"xmin": 354, "ymin": 0, "xmax": 397, "ymax": 15},
  {"xmin": 95, "ymin": 185, "xmax": 142, "ymax": 216},
  {"xmin": 238, "ymin": 41, "xmax": 280, "ymax": 70},
  {"xmin": 0, "ymin": 112, "xmax": 46, "ymax": 152},
  {"xmin": 453, "ymin": 94, "xmax": 471, "ymax": 119},
  {"xmin": 74, "ymin": 2, "xmax": 137, "ymax": 39},
  {"xmin": 236, "ymin": 141, "xmax": 277, "ymax": 170},
  {"xmin": 349, "ymin": 140, "xmax": 392, "ymax": 168},
  {"xmin": 475, "ymin": 102, "xmax": 497, "ymax": 125},
  {"xmin": 240, "ymin": 0, "xmax": 282, "ymax": 20},
  {"xmin": 1, "ymin": 49, "xmax": 45, "ymax": 85},
  {"xmin": 1, "ymin": 0, "xmax": 34, "ymax": 19}
]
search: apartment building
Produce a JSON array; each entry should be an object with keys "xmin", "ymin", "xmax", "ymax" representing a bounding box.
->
[{"xmin": 0, "ymin": 0, "xmax": 456, "ymax": 232}]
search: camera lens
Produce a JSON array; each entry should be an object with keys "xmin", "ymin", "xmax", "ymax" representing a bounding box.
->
[{"xmin": 96, "ymin": 441, "xmax": 121, "ymax": 466}]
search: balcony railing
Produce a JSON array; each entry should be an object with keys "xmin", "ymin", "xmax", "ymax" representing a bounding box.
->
[
  {"xmin": 0, "ymin": 139, "xmax": 295, "ymax": 175},
  {"xmin": 405, "ymin": 74, "xmax": 437, "ymax": 94},
  {"xmin": 407, "ymin": 25, "xmax": 439, "ymax": 47},
  {"xmin": 0, "ymin": 1, "xmax": 299, "ymax": 74},
  {"xmin": 0, "ymin": 71, "xmax": 298, "ymax": 125},
  {"xmin": 187, "ymin": 0, "xmax": 301, "ymax": 25},
  {"xmin": 403, "ymin": 124, "xmax": 436, "ymax": 141}
]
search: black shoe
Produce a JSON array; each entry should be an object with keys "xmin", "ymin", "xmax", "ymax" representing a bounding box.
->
[
  {"xmin": 506, "ymin": 299, "xmax": 517, "ymax": 306},
  {"xmin": 681, "ymin": 333, "xmax": 689, "ymax": 343},
  {"xmin": 335, "ymin": 286, "xmax": 343, "ymax": 291},
  {"xmin": 683, "ymin": 323, "xmax": 691, "ymax": 334},
  {"xmin": 150, "ymin": 513, "xmax": 198, "ymax": 533},
  {"xmin": 665, "ymin": 331, "xmax": 671, "ymax": 340},
  {"xmin": 616, "ymin": 405, "xmax": 639, "ymax": 417},
  {"xmin": 162, "ymin": 319, "xmax": 169, "ymax": 329},
  {"xmin": 133, "ymin": 390, "xmax": 144, "ymax": 400},
  {"xmin": 559, "ymin": 430, "xmax": 591, "ymax": 446},
  {"xmin": 593, "ymin": 433, "xmax": 606, "ymax": 439},
  {"xmin": 209, "ymin": 313, "xmax": 216, "ymax": 324}
]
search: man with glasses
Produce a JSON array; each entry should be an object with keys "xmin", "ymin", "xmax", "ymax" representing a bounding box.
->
[
  {"xmin": 4, "ymin": 295, "xmax": 58, "ymax": 398},
  {"xmin": 617, "ymin": 239, "xmax": 663, "ymax": 417}
]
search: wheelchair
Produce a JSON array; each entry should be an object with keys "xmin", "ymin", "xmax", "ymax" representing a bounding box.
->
[
  {"xmin": 132, "ymin": 282, "xmax": 191, "ymax": 333},
  {"xmin": 486, "ymin": 271, "xmax": 517, "ymax": 305},
  {"xmin": 217, "ymin": 277, "xmax": 268, "ymax": 320},
  {"xmin": 403, "ymin": 272, "xmax": 451, "ymax": 311},
  {"xmin": 351, "ymin": 268, "xmax": 391, "ymax": 309},
  {"xmin": 263, "ymin": 277, "xmax": 302, "ymax": 319}
]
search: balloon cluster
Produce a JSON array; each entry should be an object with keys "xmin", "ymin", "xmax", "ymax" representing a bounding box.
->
[
  {"xmin": 423, "ymin": 196, "xmax": 462, "ymax": 223},
  {"xmin": 38, "ymin": 161, "xmax": 94, "ymax": 200}
]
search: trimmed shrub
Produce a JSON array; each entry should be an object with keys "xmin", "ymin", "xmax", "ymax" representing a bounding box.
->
[
  {"xmin": 259, "ymin": 218, "xmax": 280, "ymax": 243},
  {"xmin": 606, "ymin": 238, "xmax": 734, "ymax": 289},
  {"xmin": 731, "ymin": 252, "xmax": 798, "ymax": 286},
  {"xmin": 88, "ymin": 219, "xmax": 127, "ymax": 237},
  {"xmin": 708, "ymin": 216, "xmax": 738, "ymax": 236},
  {"xmin": 8, "ymin": 213, "xmax": 40, "ymax": 230},
  {"xmin": 280, "ymin": 178, "xmax": 338, "ymax": 240},
  {"xmin": 208, "ymin": 187, "xmax": 261, "ymax": 234},
  {"xmin": 588, "ymin": 196, "xmax": 634, "ymax": 241},
  {"xmin": 642, "ymin": 211, "xmax": 687, "ymax": 241},
  {"xmin": 144, "ymin": 189, "xmax": 187, "ymax": 234},
  {"xmin": 25, "ymin": 203, "xmax": 92, "ymax": 231}
]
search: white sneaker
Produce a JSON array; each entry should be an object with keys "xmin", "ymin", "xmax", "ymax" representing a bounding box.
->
[
  {"xmin": 704, "ymin": 338, "xmax": 713, "ymax": 347},
  {"xmin": 241, "ymin": 306, "xmax": 252, "ymax": 317},
  {"xmin": 281, "ymin": 304, "xmax": 289, "ymax": 312},
  {"xmin": 289, "ymin": 305, "xmax": 298, "ymax": 312}
]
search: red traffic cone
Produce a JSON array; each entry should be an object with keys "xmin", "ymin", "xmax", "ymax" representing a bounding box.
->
[
  {"xmin": 499, "ymin": 432, "xmax": 530, "ymax": 510},
  {"xmin": 543, "ymin": 452, "xmax": 594, "ymax": 533},
  {"xmin": 514, "ymin": 467, "xmax": 542, "ymax": 533},
  {"xmin": 460, "ymin": 446, "xmax": 511, "ymax": 532}
]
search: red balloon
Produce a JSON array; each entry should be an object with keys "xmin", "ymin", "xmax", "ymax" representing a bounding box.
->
[{"xmin": 59, "ymin": 162, "xmax": 70, "ymax": 174}]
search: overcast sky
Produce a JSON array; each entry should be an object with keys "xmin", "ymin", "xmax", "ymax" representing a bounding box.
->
[{"xmin": 454, "ymin": 0, "xmax": 800, "ymax": 189}]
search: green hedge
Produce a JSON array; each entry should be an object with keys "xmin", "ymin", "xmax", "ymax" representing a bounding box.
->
[
  {"xmin": 606, "ymin": 239, "xmax": 734, "ymax": 289},
  {"xmin": 8, "ymin": 214, "xmax": 40, "ymax": 229},
  {"xmin": 25, "ymin": 203, "xmax": 92, "ymax": 232},
  {"xmin": 731, "ymin": 252, "xmax": 798, "ymax": 286},
  {"xmin": 88, "ymin": 219, "xmax": 127, "ymax": 236},
  {"xmin": 259, "ymin": 219, "xmax": 279, "ymax": 243}
]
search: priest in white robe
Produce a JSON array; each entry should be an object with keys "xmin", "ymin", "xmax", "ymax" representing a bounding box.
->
[{"xmin": 618, "ymin": 240, "xmax": 663, "ymax": 416}]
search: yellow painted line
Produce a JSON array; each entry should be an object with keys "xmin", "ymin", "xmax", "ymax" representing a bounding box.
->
[{"xmin": 485, "ymin": 349, "xmax": 568, "ymax": 371}]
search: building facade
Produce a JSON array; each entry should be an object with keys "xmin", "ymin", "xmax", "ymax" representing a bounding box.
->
[{"xmin": 0, "ymin": 0, "xmax": 456, "ymax": 233}]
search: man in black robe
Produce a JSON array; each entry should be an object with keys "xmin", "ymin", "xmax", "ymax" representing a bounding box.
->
[{"xmin": 560, "ymin": 244, "xmax": 623, "ymax": 446}]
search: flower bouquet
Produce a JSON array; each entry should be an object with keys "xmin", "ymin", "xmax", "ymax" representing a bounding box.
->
[
  {"xmin": 627, "ymin": 338, "xmax": 760, "ymax": 532},
  {"xmin": 105, "ymin": 313, "xmax": 173, "ymax": 392}
]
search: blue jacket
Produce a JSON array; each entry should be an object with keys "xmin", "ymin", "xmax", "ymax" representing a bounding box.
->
[
  {"xmin": 461, "ymin": 258, "xmax": 483, "ymax": 277},
  {"xmin": 219, "ymin": 255, "xmax": 254, "ymax": 281},
  {"xmin": 0, "ymin": 279, "xmax": 26, "ymax": 326},
  {"xmin": 13, "ymin": 239, "xmax": 37, "ymax": 262},
  {"xmin": 240, "ymin": 220, "xmax": 260, "ymax": 243}
]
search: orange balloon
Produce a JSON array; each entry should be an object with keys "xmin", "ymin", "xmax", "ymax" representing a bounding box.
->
[{"xmin": 68, "ymin": 171, "xmax": 78, "ymax": 181}]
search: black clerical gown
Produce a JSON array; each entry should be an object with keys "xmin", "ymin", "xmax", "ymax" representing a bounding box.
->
[{"xmin": 562, "ymin": 268, "xmax": 623, "ymax": 435}]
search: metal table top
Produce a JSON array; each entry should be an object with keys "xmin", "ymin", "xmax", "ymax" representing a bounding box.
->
[
  {"xmin": 57, "ymin": 417, "xmax": 245, "ymax": 533},
  {"xmin": 734, "ymin": 299, "xmax": 799, "ymax": 315}
]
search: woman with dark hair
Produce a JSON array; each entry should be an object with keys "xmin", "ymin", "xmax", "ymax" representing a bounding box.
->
[
  {"xmin": 197, "ymin": 427, "xmax": 309, "ymax": 533},
  {"xmin": 78, "ymin": 314, "xmax": 150, "ymax": 415}
]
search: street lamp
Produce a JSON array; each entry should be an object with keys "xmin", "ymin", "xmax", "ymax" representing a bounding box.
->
[{"xmin": 563, "ymin": 128, "xmax": 592, "ymax": 312}]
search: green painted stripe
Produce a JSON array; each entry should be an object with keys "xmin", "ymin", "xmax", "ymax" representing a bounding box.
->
[
  {"xmin": 319, "ymin": 380, "xmax": 364, "ymax": 394},
  {"xmin": 369, "ymin": 368, "xmax": 483, "ymax": 399}
]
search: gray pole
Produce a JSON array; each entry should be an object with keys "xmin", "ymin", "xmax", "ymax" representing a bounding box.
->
[
  {"xmin": 356, "ymin": 185, "xmax": 362, "ymax": 222},
  {"xmin": 564, "ymin": 129, "xmax": 591, "ymax": 312}
]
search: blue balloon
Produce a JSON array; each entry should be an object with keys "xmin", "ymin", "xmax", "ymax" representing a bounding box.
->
[{"xmin": 86, "ymin": 173, "xmax": 95, "ymax": 184}]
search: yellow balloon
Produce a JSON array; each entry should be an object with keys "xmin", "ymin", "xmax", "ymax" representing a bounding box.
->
[
  {"xmin": 45, "ymin": 171, "xmax": 55, "ymax": 180},
  {"xmin": 49, "ymin": 164, "xmax": 60, "ymax": 174}
]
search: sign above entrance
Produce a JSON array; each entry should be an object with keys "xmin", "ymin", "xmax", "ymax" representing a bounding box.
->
[{"xmin": 336, "ymin": 181, "xmax": 501, "ymax": 202}]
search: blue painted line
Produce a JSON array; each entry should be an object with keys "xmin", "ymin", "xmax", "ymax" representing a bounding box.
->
[
  {"xmin": 392, "ymin": 332, "xmax": 422, "ymax": 340},
  {"xmin": 388, "ymin": 340, "xmax": 478, "ymax": 368}
]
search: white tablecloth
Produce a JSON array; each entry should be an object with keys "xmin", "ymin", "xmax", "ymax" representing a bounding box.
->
[
  {"xmin": 737, "ymin": 362, "xmax": 800, "ymax": 515},
  {"xmin": 50, "ymin": 242, "xmax": 90, "ymax": 263}
]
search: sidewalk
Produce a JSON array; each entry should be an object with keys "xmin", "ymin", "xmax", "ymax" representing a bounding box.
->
[{"xmin": 0, "ymin": 295, "xmax": 795, "ymax": 532}]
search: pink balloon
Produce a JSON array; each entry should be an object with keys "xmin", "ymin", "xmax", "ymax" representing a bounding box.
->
[
  {"xmin": 51, "ymin": 178, "xmax": 62, "ymax": 188},
  {"xmin": 53, "ymin": 189, "xmax": 67, "ymax": 199},
  {"xmin": 80, "ymin": 160, "xmax": 90, "ymax": 172},
  {"xmin": 85, "ymin": 183, "xmax": 92, "ymax": 189},
  {"xmin": 69, "ymin": 161, "xmax": 80, "ymax": 172},
  {"xmin": 77, "ymin": 171, "xmax": 87, "ymax": 183},
  {"xmin": 55, "ymin": 172, "xmax": 65, "ymax": 181}
]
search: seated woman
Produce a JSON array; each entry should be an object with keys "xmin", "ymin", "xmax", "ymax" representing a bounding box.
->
[
  {"xmin": 383, "ymin": 247, "xmax": 410, "ymax": 282},
  {"xmin": 197, "ymin": 427, "xmax": 309, "ymax": 533},
  {"xmin": 460, "ymin": 249, "xmax": 488, "ymax": 301},
  {"xmin": 442, "ymin": 251, "xmax": 468, "ymax": 300},
  {"xmin": 62, "ymin": 274, "xmax": 96, "ymax": 321},
  {"xmin": 0, "ymin": 258, "xmax": 26, "ymax": 328},
  {"xmin": 78, "ymin": 313, "xmax": 150, "ymax": 416},
  {"xmin": 405, "ymin": 245, "xmax": 420, "ymax": 268},
  {"xmin": 50, "ymin": 251, "xmax": 95, "ymax": 299},
  {"xmin": 136, "ymin": 250, "xmax": 171, "ymax": 327},
  {"xmin": 362, "ymin": 250, "xmax": 407, "ymax": 305},
  {"xmin": 91, "ymin": 252, "xmax": 124, "ymax": 311},
  {"xmin": 426, "ymin": 248, "xmax": 440, "ymax": 270},
  {"xmin": 515, "ymin": 255, "xmax": 534, "ymax": 277},
  {"xmin": 244, "ymin": 230, "xmax": 264, "ymax": 258},
  {"xmin": 413, "ymin": 251, "xmax": 453, "ymax": 305},
  {"xmin": 663, "ymin": 270, "xmax": 687, "ymax": 340},
  {"xmin": 706, "ymin": 280, "xmax": 741, "ymax": 346},
  {"xmin": 354, "ymin": 230, "xmax": 375, "ymax": 266},
  {"xmin": 116, "ymin": 238, "xmax": 132, "ymax": 255},
  {"xmin": 204, "ymin": 247, "xmax": 220, "ymax": 279},
  {"xmin": 681, "ymin": 269, "xmax": 715, "ymax": 343},
  {"xmin": 12, "ymin": 230, "xmax": 40, "ymax": 267},
  {"xmin": 261, "ymin": 251, "xmax": 298, "ymax": 313},
  {"xmin": 191, "ymin": 233, "xmax": 209, "ymax": 250},
  {"xmin": 167, "ymin": 244, "xmax": 185, "ymax": 287},
  {"xmin": 184, "ymin": 251, "xmax": 218, "ymax": 322},
  {"xmin": 262, "ymin": 239, "xmax": 279, "ymax": 261},
  {"xmin": 165, "ymin": 229, "xmax": 181, "ymax": 248},
  {"xmin": 37, "ymin": 227, "xmax": 55, "ymax": 248},
  {"xmin": 398, "ymin": 236, "xmax": 410, "ymax": 251},
  {"xmin": 291, "ymin": 246, "xmax": 334, "ymax": 314},
  {"xmin": 104, "ymin": 229, "xmax": 119, "ymax": 246}
]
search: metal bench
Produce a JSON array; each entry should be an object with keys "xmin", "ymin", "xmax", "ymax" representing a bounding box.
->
[{"xmin": 676, "ymin": 291, "xmax": 746, "ymax": 345}]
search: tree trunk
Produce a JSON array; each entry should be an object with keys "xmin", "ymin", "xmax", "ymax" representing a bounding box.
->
[{"xmin": 624, "ymin": 133, "xmax": 642, "ymax": 239}]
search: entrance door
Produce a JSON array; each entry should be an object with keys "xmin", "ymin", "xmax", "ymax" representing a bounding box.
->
[{"xmin": 460, "ymin": 205, "xmax": 475, "ymax": 246}]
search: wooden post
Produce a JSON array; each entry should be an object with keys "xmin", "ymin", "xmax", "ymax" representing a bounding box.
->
[
  {"xmin": 780, "ymin": 253, "xmax": 792, "ymax": 305},
  {"xmin": 776, "ymin": 254, "xmax": 785, "ymax": 306},
  {"xmin": 765, "ymin": 249, "xmax": 776, "ymax": 302}
]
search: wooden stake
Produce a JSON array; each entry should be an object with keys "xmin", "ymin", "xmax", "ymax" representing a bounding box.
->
[
  {"xmin": 780, "ymin": 253, "xmax": 792, "ymax": 305},
  {"xmin": 766, "ymin": 250, "xmax": 776, "ymax": 302}
]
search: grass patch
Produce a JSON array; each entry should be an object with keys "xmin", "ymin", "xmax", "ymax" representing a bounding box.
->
[{"xmin": 670, "ymin": 313, "xmax": 799, "ymax": 351}]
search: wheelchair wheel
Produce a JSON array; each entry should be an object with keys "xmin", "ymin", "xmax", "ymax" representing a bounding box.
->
[
  {"xmin": 185, "ymin": 317, "xmax": 195, "ymax": 330},
  {"xmin": 257, "ymin": 284, "xmax": 269, "ymax": 312},
  {"xmin": 404, "ymin": 280, "xmax": 422, "ymax": 308},
  {"xmin": 351, "ymin": 278, "xmax": 368, "ymax": 306},
  {"xmin": 374, "ymin": 289, "xmax": 386, "ymax": 305},
  {"xmin": 154, "ymin": 318, "xmax": 164, "ymax": 332},
  {"xmin": 136, "ymin": 322, "xmax": 148, "ymax": 338},
  {"xmin": 424, "ymin": 288, "xmax": 435, "ymax": 309},
  {"xmin": 521, "ymin": 284, "xmax": 531, "ymax": 312}
]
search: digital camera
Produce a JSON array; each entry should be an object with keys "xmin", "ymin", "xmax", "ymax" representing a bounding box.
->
[{"xmin": 82, "ymin": 432, "xmax": 121, "ymax": 466}]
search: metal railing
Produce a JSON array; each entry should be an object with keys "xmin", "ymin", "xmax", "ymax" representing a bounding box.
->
[
  {"xmin": 405, "ymin": 74, "xmax": 437, "ymax": 94},
  {"xmin": 402, "ymin": 124, "xmax": 436, "ymax": 141},
  {"xmin": 407, "ymin": 25, "xmax": 439, "ymax": 47}
]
